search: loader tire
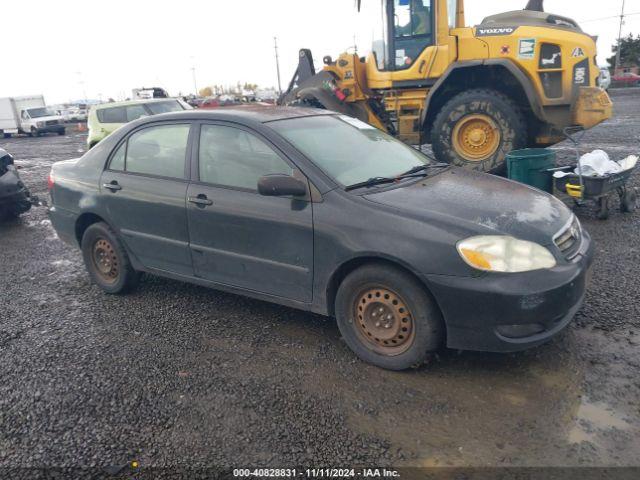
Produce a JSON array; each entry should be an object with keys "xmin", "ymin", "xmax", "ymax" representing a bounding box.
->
[{"xmin": 431, "ymin": 89, "xmax": 526, "ymax": 174}]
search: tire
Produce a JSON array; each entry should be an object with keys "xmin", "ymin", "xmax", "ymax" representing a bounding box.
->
[
  {"xmin": 621, "ymin": 188, "xmax": 638, "ymax": 213},
  {"xmin": 58, "ymin": 129, "xmax": 66, "ymax": 136},
  {"xmin": 0, "ymin": 208, "xmax": 13, "ymax": 222},
  {"xmin": 431, "ymin": 89, "xmax": 526, "ymax": 173},
  {"xmin": 81, "ymin": 222, "xmax": 140, "ymax": 294},
  {"xmin": 335, "ymin": 264, "xmax": 443, "ymax": 370},
  {"xmin": 30, "ymin": 128, "xmax": 39, "ymax": 137},
  {"xmin": 597, "ymin": 196, "xmax": 610, "ymax": 220}
]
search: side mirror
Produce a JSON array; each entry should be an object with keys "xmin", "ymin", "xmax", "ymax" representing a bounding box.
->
[{"xmin": 258, "ymin": 174, "xmax": 307, "ymax": 197}]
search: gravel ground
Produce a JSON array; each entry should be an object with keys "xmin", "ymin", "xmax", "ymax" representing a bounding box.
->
[{"xmin": 1, "ymin": 95, "xmax": 639, "ymax": 477}]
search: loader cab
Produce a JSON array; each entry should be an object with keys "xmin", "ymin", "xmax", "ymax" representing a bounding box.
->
[{"xmin": 373, "ymin": 0, "xmax": 437, "ymax": 71}]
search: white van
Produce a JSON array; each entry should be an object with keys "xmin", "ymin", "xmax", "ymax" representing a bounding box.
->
[{"xmin": 0, "ymin": 95, "xmax": 66, "ymax": 138}]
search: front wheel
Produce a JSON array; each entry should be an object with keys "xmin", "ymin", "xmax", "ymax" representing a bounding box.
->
[
  {"xmin": 81, "ymin": 222, "xmax": 140, "ymax": 294},
  {"xmin": 335, "ymin": 264, "xmax": 443, "ymax": 370},
  {"xmin": 431, "ymin": 89, "xmax": 526, "ymax": 173},
  {"xmin": 597, "ymin": 196, "xmax": 610, "ymax": 220},
  {"xmin": 30, "ymin": 128, "xmax": 40, "ymax": 137}
]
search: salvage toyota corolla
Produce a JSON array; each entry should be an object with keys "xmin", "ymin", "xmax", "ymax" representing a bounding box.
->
[{"xmin": 47, "ymin": 107, "xmax": 594, "ymax": 370}]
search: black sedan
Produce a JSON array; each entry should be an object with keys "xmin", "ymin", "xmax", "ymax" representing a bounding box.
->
[
  {"xmin": 47, "ymin": 107, "xmax": 593, "ymax": 370},
  {"xmin": 0, "ymin": 148, "xmax": 32, "ymax": 220}
]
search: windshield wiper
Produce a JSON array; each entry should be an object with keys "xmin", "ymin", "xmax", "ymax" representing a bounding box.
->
[
  {"xmin": 345, "ymin": 177, "xmax": 397, "ymax": 191},
  {"xmin": 345, "ymin": 163, "xmax": 450, "ymax": 192},
  {"xmin": 400, "ymin": 163, "xmax": 449, "ymax": 176}
]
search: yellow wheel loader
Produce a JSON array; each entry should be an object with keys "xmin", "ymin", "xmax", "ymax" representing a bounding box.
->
[{"xmin": 278, "ymin": 0, "xmax": 613, "ymax": 172}]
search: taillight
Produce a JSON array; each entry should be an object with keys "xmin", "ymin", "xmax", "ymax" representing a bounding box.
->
[{"xmin": 47, "ymin": 172, "xmax": 55, "ymax": 191}]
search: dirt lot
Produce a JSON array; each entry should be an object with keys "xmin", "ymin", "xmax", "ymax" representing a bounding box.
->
[{"xmin": 1, "ymin": 95, "xmax": 639, "ymax": 475}]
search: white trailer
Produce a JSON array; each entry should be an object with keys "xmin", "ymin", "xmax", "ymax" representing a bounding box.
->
[{"xmin": 0, "ymin": 95, "xmax": 65, "ymax": 138}]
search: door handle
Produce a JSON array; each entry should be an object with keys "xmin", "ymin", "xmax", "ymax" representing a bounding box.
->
[
  {"xmin": 188, "ymin": 194, "xmax": 213, "ymax": 207},
  {"xmin": 103, "ymin": 181, "xmax": 122, "ymax": 192}
]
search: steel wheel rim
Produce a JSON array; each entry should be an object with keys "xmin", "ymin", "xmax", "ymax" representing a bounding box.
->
[
  {"xmin": 452, "ymin": 114, "xmax": 501, "ymax": 161},
  {"xmin": 353, "ymin": 287, "xmax": 415, "ymax": 356},
  {"xmin": 92, "ymin": 238, "xmax": 119, "ymax": 284}
]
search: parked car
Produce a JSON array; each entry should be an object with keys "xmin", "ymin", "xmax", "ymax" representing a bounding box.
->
[
  {"xmin": 612, "ymin": 72, "xmax": 640, "ymax": 87},
  {"xmin": 0, "ymin": 95, "xmax": 65, "ymax": 138},
  {"xmin": 199, "ymin": 97, "xmax": 221, "ymax": 109},
  {"xmin": 48, "ymin": 107, "xmax": 594, "ymax": 370},
  {"xmin": 599, "ymin": 68, "xmax": 611, "ymax": 91},
  {"xmin": 54, "ymin": 106, "xmax": 87, "ymax": 123},
  {"xmin": 0, "ymin": 148, "xmax": 32, "ymax": 220},
  {"xmin": 87, "ymin": 98, "xmax": 191, "ymax": 148}
]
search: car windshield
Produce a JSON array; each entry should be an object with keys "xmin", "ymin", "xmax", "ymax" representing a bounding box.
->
[
  {"xmin": 27, "ymin": 108, "xmax": 55, "ymax": 118},
  {"xmin": 145, "ymin": 100, "xmax": 185, "ymax": 115},
  {"xmin": 269, "ymin": 115, "xmax": 432, "ymax": 187}
]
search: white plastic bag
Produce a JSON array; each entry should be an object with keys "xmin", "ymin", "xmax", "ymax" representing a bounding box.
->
[
  {"xmin": 578, "ymin": 150, "xmax": 622, "ymax": 177},
  {"xmin": 618, "ymin": 155, "xmax": 638, "ymax": 171}
]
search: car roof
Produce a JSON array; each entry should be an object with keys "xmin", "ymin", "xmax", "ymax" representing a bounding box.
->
[
  {"xmin": 94, "ymin": 98, "xmax": 182, "ymax": 109},
  {"xmin": 139, "ymin": 105, "xmax": 336, "ymax": 125}
]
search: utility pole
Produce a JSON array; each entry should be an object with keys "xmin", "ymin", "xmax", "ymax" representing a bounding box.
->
[
  {"xmin": 191, "ymin": 66, "xmax": 198, "ymax": 96},
  {"xmin": 615, "ymin": 0, "xmax": 626, "ymax": 73},
  {"xmin": 76, "ymin": 71, "xmax": 88, "ymax": 104},
  {"xmin": 274, "ymin": 37, "xmax": 283, "ymax": 95}
]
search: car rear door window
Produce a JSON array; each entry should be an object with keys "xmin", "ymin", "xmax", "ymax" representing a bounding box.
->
[
  {"xmin": 125, "ymin": 124, "xmax": 190, "ymax": 179},
  {"xmin": 109, "ymin": 142, "xmax": 126, "ymax": 171},
  {"xmin": 126, "ymin": 105, "xmax": 149, "ymax": 122},
  {"xmin": 198, "ymin": 125, "xmax": 292, "ymax": 190},
  {"xmin": 98, "ymin": 107, "xmax": 127, "ymax": 123}
]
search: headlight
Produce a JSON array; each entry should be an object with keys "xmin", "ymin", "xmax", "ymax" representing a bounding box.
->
[
  {"xmin": 37, "ymin": 121, "xmax": 45, "ymax": 127},
  {"xmin": 457, "ymin": 236, "xmax": 556, "ymax": 273}
]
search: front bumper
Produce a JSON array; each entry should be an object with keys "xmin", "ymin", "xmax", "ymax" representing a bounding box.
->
[
  {"xmin": 573, "ymin": 87, "xmax": 613, "ymax": 130},
  {"xmin": 35, "ymin": 124, "xmax": 65, "ymax": 134},
  {"xmin": 424, "ymin": 231, "xmax": 594, "ymax": 353}
]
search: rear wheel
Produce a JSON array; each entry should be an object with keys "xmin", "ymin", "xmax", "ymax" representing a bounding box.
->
[
  {"xmin": 57, "ymin": 128, "xmax": 66, "ymax": 136},
  {"xmin": 81, "ymin": 222, "xmax": 140, "ymax": 294},
  {"xmin": 431, "ymin": 89, "xmax": 526, "ymax": 173},
  {"xmin": 621, "ymin": 188, "xmax": 638, "ymax": 213},
  {"xmin": 335, "ymin": 264, "xmax": 443, "ymax": 370}
]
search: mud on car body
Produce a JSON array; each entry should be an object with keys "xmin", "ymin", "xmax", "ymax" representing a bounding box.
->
[
  {"xmin": 0, "ymin": 148, "xmax": 32, "ymax": 220},
  {"xmin": 48, "ymin": 107, "xmax": 594, "ymax": 370}
]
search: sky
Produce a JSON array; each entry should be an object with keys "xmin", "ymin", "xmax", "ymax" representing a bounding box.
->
[{"xmin": 2, "ymin": 0, "xmax": 639, "ymax": 104}]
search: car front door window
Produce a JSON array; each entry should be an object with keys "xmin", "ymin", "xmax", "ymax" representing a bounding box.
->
[{"xmin": 198, "ymin": 125, "xmax": 293, "ymax": 190}]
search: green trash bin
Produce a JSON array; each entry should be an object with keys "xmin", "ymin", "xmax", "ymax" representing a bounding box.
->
[{"xmin": 506, "ymin": 148, "xmax": 556, "ymax": 193}]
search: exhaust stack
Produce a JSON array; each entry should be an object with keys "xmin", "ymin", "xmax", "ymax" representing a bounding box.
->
[{"xmin": 525, "ymin": 0, "xmax": 544, "ymax": 11}]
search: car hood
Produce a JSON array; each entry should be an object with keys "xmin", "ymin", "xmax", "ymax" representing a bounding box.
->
[{"xmin": 363, "ymin": 168, "xmax": 572, "ymax": 246}]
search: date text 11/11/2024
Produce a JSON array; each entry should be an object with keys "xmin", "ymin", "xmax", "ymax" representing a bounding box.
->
[{"xmin": 233, "ymin": 468, "xmax": 401, "ymax": 478}]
